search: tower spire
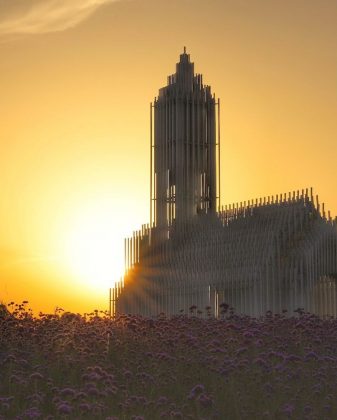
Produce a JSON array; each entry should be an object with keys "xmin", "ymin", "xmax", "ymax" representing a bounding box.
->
[{"xmin": 153, "ymin": 51, "xmax": 218, "ymax": 227}]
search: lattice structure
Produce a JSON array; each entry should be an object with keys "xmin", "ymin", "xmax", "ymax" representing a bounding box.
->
[
  {"xmin": 150, "ymin": 48, "xmax": 220, "ymax": 229},
  {"xmin": 109, "ymin": 50, "xmax": 337, "ymax": 318},
  {"xmin": 111, "ymin": 190, "xmax": 337, "ymax": 317}
]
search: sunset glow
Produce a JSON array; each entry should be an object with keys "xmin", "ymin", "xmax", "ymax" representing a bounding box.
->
[
  {"xmin": 65, "ymin": 201, "xmax": 125, "ymax": 290},
  {"xmin": 0, "ymin": 0, "xmax": 336, "ymax": 314}
]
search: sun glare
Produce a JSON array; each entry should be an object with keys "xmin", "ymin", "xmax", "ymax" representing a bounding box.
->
[{"xmin": 65, "ymin": 202, "xmax": 126, "ymax": 291}]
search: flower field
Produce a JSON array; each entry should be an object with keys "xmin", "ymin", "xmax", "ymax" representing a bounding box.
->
[{"xmin": 0, "ymin": 302, "xmax": 336, "ymax": 419}]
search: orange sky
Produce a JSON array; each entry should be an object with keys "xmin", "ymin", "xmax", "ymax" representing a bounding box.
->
[{"xmin": 0, "ymin": 0, "xmax": 336, "ymax": 314}]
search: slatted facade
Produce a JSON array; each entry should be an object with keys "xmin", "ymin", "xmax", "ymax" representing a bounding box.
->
[
  {"xmin": 111, "ymin": 191, "xmax": 337, "ymax": 317},
  {"xmin": 109, "ymin": 51, "xmax": 337, "ymax": 318}
]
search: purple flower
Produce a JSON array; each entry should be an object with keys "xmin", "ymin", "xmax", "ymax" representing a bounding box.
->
[
  {"xmin": 305, "ymin": 351, "xmax": 319, "ymax": 361},
  {"xmin": 30, "ymin": 372, "xmax": 43, "ymax": 381},
  {"xmin": 22, "ymin": 406, "xmax": 42, "ymax": 419},
  {"xmin": 79, "ymin": 403, "xmax": 91, "ymax": 412},
  {"xmin": 60, "ymin": 388, "xmax": 75, "ymax": 398},
  {"xmin": 197, "ymin": 393, "xmax": 213, "ymax": 408},
  {"xmin": 9, "ymin": 374, "xmax": 21, "ymax": 383},
  {"xmin": 57, "ymin": 402, "xmax": 72, "ymax": 415},
  {"xmin": 188, "ymin": 384, "xmax": 205, "ymax": 400},
  {"xmin": 170, "ymin": 411, "xmax": 183, "ymax": 418},
  {"xmin": 75, "ymin": 391, "xmax": 88, "ymax": 400},
  {"xmin": 87, "ymin": 387, "xmax": 99, "ymax": 397},
  {"xmin": 236, "ymin": 346, "xmax": 248, "ymax": 355},
  {"xmin": 106, "ymin": 385, "xmax": 118, "ymax": 395},
  {"xmin": 89, "ymin": 372, "xmax": 102, "ymax": 381},
  {"xmin": 157, "ymin": 396, "xmax": 168, "ymax": 405},
  {"xmin": 285, "ymin": 354, "xmax": 302, "ymax": 362},
  {"xmin": 123, "ymin": 370, "xmax": 132, "ymax": 379}
]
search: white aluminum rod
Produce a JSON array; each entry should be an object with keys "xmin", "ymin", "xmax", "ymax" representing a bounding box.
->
[
  {"xmin": 218, "ymin": 98, "xmax": 221, "ymax": 211},
  {"xmin": 150, "ymin": 102, "xmax": 153, "ymax": 234}
]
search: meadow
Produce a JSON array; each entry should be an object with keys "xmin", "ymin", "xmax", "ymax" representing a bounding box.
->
[{"xmin": 0, "ymin": 302, "xmax": 336, "ymax": 419}]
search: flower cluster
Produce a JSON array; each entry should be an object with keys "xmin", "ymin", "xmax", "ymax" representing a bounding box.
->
[{"xmin": 0, "ymin": 301, "xmax": 336, "ymax": 418}]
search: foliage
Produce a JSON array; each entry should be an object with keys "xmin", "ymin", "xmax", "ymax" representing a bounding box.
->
[{"xmin": 0, "ymin": 301, "xmax": 336, "ymax": 419}]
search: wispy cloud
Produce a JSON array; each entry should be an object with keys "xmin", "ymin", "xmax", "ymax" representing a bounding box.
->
[
  {"xmin": 0, "ymin": 0, "xmax": 118, "ymax": 36},
  {"xmin": 0, "ymin": 247, "xmax": 61, "ymax": 269}
]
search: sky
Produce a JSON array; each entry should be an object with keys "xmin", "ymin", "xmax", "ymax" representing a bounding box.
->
[{"xmin": 0, "ymin": 0, "xmax": 336, "ymax": 314}]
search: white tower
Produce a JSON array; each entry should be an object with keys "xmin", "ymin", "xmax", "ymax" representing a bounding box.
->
[{"xmin": 150, "ymin": 48, "xmax": 220, "ymax": 228}]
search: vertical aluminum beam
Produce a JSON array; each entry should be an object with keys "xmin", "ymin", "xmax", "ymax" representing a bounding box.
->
[
  {"xmin": 217, "ymin": 98, "xmax": 221, "ymax": 211},
  {"xmin": 150, "ymin": 102, "xmax": 153, "ymax": 238}
]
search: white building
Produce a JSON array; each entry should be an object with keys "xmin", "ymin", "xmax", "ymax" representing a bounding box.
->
[{"xmin": 111, "ymin": 50, "xmax": 337, "ymax": 318}]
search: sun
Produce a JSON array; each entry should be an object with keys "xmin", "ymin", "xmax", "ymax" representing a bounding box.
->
[{"xmin": 64, "ymin": 202, "xmax": 126, "ymax": 291}]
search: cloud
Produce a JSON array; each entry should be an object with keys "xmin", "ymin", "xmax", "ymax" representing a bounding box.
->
[{"xmin": 0, "ymin": 0, "xmax": 118, "ymax": 36}]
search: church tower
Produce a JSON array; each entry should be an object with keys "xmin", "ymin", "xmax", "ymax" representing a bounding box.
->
[{"xmin": 150, "ymin": 48, "xmax": 220, "ymax": 228}]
